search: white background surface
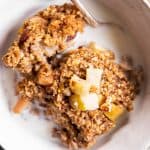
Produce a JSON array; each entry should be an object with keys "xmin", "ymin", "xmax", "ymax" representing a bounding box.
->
[{"xmin": 0, "ymin": 0, "xmax": 150, "ymax": 150}]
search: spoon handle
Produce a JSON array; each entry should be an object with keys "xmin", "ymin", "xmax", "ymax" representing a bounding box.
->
[
  {"xmin": 71, "ymin": 0, "xmax": 98, "ymax": 27},
  {"xmin": 71, "ymin": 0, "xmax": 124, "ymax": 31}
]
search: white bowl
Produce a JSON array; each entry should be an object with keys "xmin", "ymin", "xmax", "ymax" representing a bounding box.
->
[{"xmin": 0, "ymin": 0, "xmax": 150, "ymax": 150}]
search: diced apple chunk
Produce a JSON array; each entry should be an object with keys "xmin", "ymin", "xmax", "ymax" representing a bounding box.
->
[
  {"xmin": 70, "ymin": 75, "xmax": 90, "ymax": 95},
  {"xmin": 70, "ymin": 94, "xmax": 86, "ymax": 111},
  {"xmin": 70, "ymin": 93, "xmax": 103, "ymax": 111},
  {"xmin": 81, "ymin": 93, "xmax": 101, "ymax": 110},
  {"xmin": 86, "ymin": 66, "xmax": 103, "ymax": 92},
  {"xmin": 104, "ymin": 104, "xmax": 124, "ymax": 121},
  {"xmin": 69, "ymin": 67, "xmax": 104, "ymax": 111}
]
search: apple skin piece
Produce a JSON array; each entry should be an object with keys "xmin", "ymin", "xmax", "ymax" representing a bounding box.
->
[{"xmin": 104, "ymin": 104, "xmax": 125, "ymax": 121}]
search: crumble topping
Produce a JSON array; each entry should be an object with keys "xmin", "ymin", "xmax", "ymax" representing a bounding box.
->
[
  {"xmin": 2, "ymin": 3, "xmax": 85, "ymax": 75},
  {"xmin": 12, "ymin": 44, "xmax": 143, "ymax": 149}
]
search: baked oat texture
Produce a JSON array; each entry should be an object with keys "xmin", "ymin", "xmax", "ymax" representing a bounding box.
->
[
  {"xmin": 2, "ymin": 3, "xmax": 85, "ymax": 75},
  {"xmin": 15, "ymin": 44, "xmax": 143, "ymax": 149}
]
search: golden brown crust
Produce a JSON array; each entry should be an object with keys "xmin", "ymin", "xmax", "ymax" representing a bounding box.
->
[
  {"xmin": 16, "ymin": 78, "xmax": 45, "ymax": 100},
  {"xmin": 37, "ymin": 64, "xmax": 53, "ymax": 86},
  {"xmin": 2, "ymin": 42, "xmax": 22, "ymax": 68}
]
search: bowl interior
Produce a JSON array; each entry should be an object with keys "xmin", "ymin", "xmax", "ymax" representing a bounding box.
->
[{"xmin": 0, "ymin": 0, "xmax": 150, "ymax": 150}]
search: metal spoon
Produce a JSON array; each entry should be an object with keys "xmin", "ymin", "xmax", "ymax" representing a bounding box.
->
[
  {"xmin": 71, "ymin": 0, "xmax": 124, "ymax": 30},
  {"xmin": 71, "ymin": 0, "xmax": 98, "ymax": 27}
]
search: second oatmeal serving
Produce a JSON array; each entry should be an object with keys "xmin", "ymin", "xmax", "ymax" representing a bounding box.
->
[{"xmin": 13, "ymin": 43, "xmax": 143, "ymax": 149}]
